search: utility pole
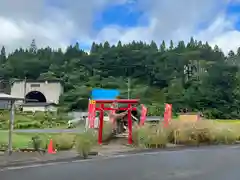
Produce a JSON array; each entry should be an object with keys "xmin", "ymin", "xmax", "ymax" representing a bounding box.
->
[
  {"xmin": 0, "ymin": 80, "xmax": 3, "ymax": 92},
  {"xmin": 23, "ymin": 76, "xmax": 27, "ymax": 103},
  {"xmin": 8, "ymin": 100, "xmax": 14, "ymax": 155},
  {"xmin": 127, "ymin": 77, "xmax": 131, "ymax": 99}
]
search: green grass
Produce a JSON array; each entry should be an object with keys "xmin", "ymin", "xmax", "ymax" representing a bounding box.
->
[
  {"xmin": 133, "ymin": 120, "xmax": 240, "ymax": 148},
  {"xmin": 0, "ymin": 131, "xmax": 33, "ymax": 148},
  {"xmin": 0, "ymin": 110, "xmax": 70, "ymax": 130},
  {"xmin": 215, "ymin": 120, "xmax": 240, "ymax": 123},
  {"xmin": 0, "ymin": 131, "xmax": 77, "ymax": 149}
]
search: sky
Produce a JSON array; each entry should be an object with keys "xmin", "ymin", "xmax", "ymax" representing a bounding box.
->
[{"xmin": 1, "ymin": 0, "xmax": 240, "ymax": 54}]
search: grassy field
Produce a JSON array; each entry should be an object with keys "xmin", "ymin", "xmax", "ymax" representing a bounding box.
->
[
  {"xmin": 0, "ymin": 131, "xmax": 33, "ymax": 148},
  {"xmin": 2, "ymin": 119, "xmax": 240, "ymax": 152},
  {"xmin": 216, "ymin": 120, "xmax": 240, "ymax": 123},
  {"xmin": 0, "ymin": 110, "xmax": 70, "ymax": 130},
  {"xmin": 0, "ymin": 131, "xmax": 77, "ymax": 149},
  {"xmin": 0, "ymin": 122, "xmax": 112, "ymax": 150}
]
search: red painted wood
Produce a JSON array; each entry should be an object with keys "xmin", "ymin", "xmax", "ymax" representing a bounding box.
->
[
  {"xmin": 127, "ymin": 104, "xmax": 133, "ymax": 144},
  {"xmin": 95, "ymin": 107, "xmax": 137, "ymax": 111},
  {"xmin": 98, "ymin": 104, "xmax": 104, "ymax": 145},
  {"xmin": 94, "ymin": 99, "xmax": 140, "ymax": 104}
]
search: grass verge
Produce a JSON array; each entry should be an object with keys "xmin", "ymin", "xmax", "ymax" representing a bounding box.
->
[
  {"xmin": 0, "ymin": 131, "xmax": 77, "ymax": 150},
  {"xmin": 133, "ymin": 120, "xmax": 240, "ymax": 148}
]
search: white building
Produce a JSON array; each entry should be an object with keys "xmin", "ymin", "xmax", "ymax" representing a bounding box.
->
[{"xmin": 10, "ymin": 80, "xmax": 63, "ymax": 112}]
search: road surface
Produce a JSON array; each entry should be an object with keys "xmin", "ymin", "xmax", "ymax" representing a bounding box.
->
[{"xmin": 1, "ymin": 146, "xmax": 240, "ymax": 180}]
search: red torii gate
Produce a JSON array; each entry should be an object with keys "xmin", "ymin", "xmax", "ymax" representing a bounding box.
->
[{"xmin": 91, "ymin": 99, "xmax": 140, "ymax": 145}]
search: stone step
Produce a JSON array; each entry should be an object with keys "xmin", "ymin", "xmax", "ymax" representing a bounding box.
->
[{"xmin": 115, "ymin": 133, "xmax": 128, "ymax": 138}]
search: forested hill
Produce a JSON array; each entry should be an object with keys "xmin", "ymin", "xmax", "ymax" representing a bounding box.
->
[{"xmin": 1, "ymin": 37, "xmax": 240, "ymax": 119}]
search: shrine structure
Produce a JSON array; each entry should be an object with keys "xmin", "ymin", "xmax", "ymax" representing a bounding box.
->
[{"xmin": 89, "ymin": 99, "xmax": 140, "ymax": 145}]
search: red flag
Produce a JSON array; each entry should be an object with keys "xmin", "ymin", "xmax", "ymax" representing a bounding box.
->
[
  {"xmin": 140, "ymin": 104, "xmax": 147, "ymax": 126},
  {"xmin": 164, "ymin": 104, "xmax": 172, "ymax": 127},
  {"xmin": 88, "ymin": 99, "xmax": 96, "ymax": 128}
]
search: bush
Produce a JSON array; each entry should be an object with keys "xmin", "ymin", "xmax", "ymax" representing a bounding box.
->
[
  {"xmin": 75, "ymin": 130, "xmax": 97, "ymax": 158},
  {"xmin": 133, "ymin": 124, "xmax": 168, "ymax": 148},
  {"xmin": 52, "ymin": 134, "xmax": 75, "ymax": 151},
  {"xmin": 14, "ymin": 121, "xmax": 42, "ymax": 129},
  {"xmin": 31, "ymin": 135, "xmax": 42, "ymax": 151},
  {"xmin": 168, "ymin": 121, "xmax": 239, "ymax": 145},
  {"xmin": 133, "ymin": 120, "xmax": 240, "ymax": 149},
  {"xmin": 0, "ymin": 123, "xmax": 8, "ymax": 130},
  {"xmin": 0, "ymin": 139, "xmax": 8, "ymax": 151},
  {"xmin": 102, "ymin": 122, "xmax": 114, "ymax": 142}
]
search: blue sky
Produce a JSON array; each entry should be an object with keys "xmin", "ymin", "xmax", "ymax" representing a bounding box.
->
[
  {"xmin": 94, "ymin": 1, "xmax": 240, "ymax": 33},
  {"xmin": 93, "ymin": 3, "xmax": 147, "ymax": 30},
  {"xmin": 226, "ymin": 2, "xmax": 240, "ymax": 30}
]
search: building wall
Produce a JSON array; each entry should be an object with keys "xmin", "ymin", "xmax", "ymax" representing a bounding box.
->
[
  {"xmin": 0, "ymin": 100, "xmax": 10, "ymax": 109},
  {"xmin": 22, "ymin": 105, "xmax": 57, "ymax": 112},
  {"xmin": 11, "ymin": 81, "xmax": 63, "ymax": 104},
  {"xmin": 85, "ymin": 116, "xmax": 110, "ymax": 129}
]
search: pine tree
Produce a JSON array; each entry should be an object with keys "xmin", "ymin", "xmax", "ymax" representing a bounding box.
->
[
  {"xmin": 0, "ymin": 46, "xmax": 6, "ymax": 64},
  {"xmin": 150, "ymin": 40, "xmax": 158, "ymax": 51},
  {"xmin": 29, "ymin": 39, "xmax": 37, "ymax": 53},
  {"xmin": 103, "ymin": 41, "xmax": 110, "ymax": 49},
  {"xmin": 187, "ymin": 37, "xmax": 195, "ymax": 48},
  {"xmin": 213, "ymin": 45, "xmax": 220, "ymax": 52},
  {"xmin": 237, "ymin": 47, "xmax": 240, "ymax": 56},
  {"xmin": 169, "ymin": 40, "xmax": 174, "ymax": 50},
  {"xmin": 177, "ymin": 41, "xmax": 185, "ymax": 49},
  {"xmin": 197, "ymin": 41, "xmax": 203, "ymax": 48},
  {"xmin": 90, "ymin": 42, "xmax": 97, "ymax": 54},
  {"xmin": 228, "ymin": 50, "xmax": 235, "ymax": 57},
  {"xmin": 117, "ymin": 41, "xmax": 122, "ymax": 48},
  {"xmin": 74, "ymin": 42, "xmax": 80, "ymax": 50},
  {"xmin": 160, "ymin": 40, "xmax": 166, "ymax": 52}
]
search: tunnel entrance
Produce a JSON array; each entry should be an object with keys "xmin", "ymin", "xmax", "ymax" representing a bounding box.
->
[{"xmin": 25, "ymin": 91, "xmax": 47, "ymax": 103}]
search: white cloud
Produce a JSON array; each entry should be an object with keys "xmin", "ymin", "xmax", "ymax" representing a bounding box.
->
[
  {"xmin": 196, "ymin": 15, "xmax": 240, "ymax": 54},
  {"xmin": 95, "ymin": 0, "xmax": 240, "ymax": 54},
  {"xmin": 0, "ymin": 0, "xmax": 240, "ymax": 54},
  {"xmin": 0, "ymin": 0, "xmax": 126, "ymax": 53}
]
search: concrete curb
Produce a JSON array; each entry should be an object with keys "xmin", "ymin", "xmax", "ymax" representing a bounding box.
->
[
  {"xmin": 114, "ymin": 143, "xmax": 240, "ymax": 155},
  {"xmin": 0, "ymin": 152, "xmax": 98, "ymax": 169}
]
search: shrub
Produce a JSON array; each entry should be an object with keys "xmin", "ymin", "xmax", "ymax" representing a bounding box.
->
[
  {"xmin": 14, "ymin": 121, "xmax": 42, "ymax": 129},
  {"xmin": 133, "ymin": 124, "xmax": 168, "ymax": 148},
  {"xmin": 31, "ymin": 135, "xmax": 42, "ymax": 151},
  {"xmin": 0, "ymin": 123, "xmax": 8, "ymax": 130},
  {"xmin": 133, "ymin": 120, "xmax": 240, "ymax": 149},
  {"xmin": 0, "ymin": 139, "xmax": 8, "ymax": 151},
  {"xmin": 168, "ymin": 120, "xmax": 239, "ymax": 145},
  {"xmin": 52, "ymin": 134, "xmax": 75, "ymax": 151},
  {"xmin": 102, "ymin": 122, "xmax": 114, "ymax": 142},
  {"xmin": 75, "ymin": 130, "xmax": 97, "ymax": 158}
]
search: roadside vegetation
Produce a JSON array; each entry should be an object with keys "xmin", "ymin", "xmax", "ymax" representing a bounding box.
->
[
  {"xmin": 133, "ymin": 120, "xmax": 240, "ymax": 148},
  {"xmin": 2, "ymin": 119, "xmax": 240, "ymax": 158},
  {"xmin": 0, "ymin": 122, "xmax": 114, "ymax": 158},
  {"xmin": 0, "ymin": 110, "xmax": 70, "ymax": 130}
]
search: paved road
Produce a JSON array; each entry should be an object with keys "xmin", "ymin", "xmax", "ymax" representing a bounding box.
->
[{"xmin": 1, "ymin": 146, "xmax": 240, "ymax": 180}]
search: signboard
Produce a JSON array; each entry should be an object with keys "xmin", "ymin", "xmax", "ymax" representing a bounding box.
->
[{"xmin": 91, "ymin": 88, "xmax": 120, "ymax": 100}]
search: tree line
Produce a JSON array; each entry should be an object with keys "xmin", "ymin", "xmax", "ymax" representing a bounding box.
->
[{"xmin": 1, "ymin": 37, "xmax": 240, "ymax": 119}]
